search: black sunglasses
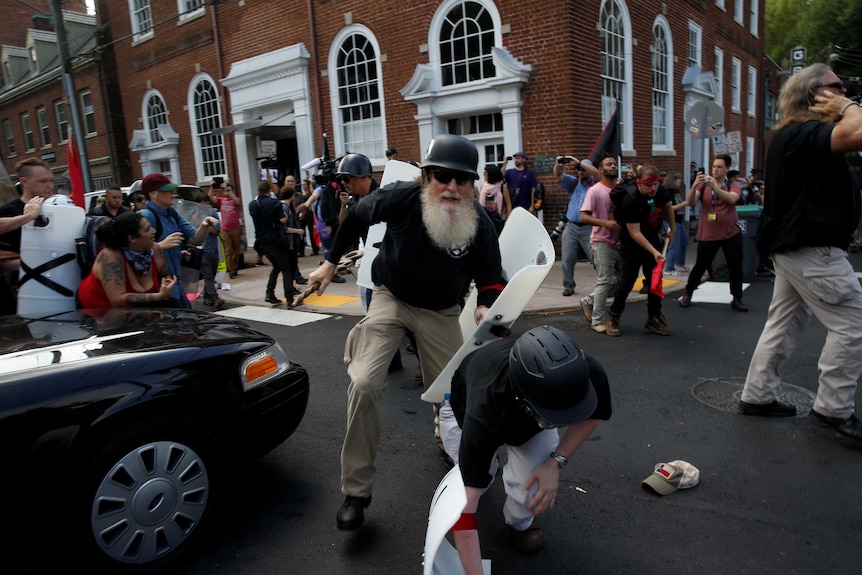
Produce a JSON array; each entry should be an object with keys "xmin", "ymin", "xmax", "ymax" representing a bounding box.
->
[
  {"xmin": 818, "ymin": 81, "xmax": 844, "ymax": 91},
  {"xmin": 429, "ymin": 168, "xmax": 472, "ymax": 186}
]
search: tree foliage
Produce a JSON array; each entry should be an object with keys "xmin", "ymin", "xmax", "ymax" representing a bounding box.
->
[{"xmin": 765, "ymin": 0, "xmax": 862, "ymax": 87}]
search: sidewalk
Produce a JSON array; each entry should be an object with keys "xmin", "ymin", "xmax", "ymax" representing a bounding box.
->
[{"xmin": 215, "ymin": 240, "xmax": 703, "ymax": 316}]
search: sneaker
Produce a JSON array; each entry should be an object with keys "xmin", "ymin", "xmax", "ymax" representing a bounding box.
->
[
  {"xmin": 808, "ymin": 410, "xmax": 862, "ymax": 442},
  {"xmin": 666, "ymin": 270, "xmax": 683, "ymax": 277},
  {"xmin": 579, "ymin": 297, "xmax": 593, "ymax": 323},
  {"xmin": 264, "ymin": 293, "xmax": 281, "ymax": 304},
  {"xmin": 511, "ymin": 525, "xmax": 544, "ymax": 553},
  {"xmin": 678, "ymin": 292, "xmax": 692, "ymax": 308},
  {"xmin": 204, "ymin": 297, "xmax": 225, "ymax": 309},
  {"xmin": 674, "ymin": 264, "xmax": 690, "ymax": 272},
  {"xmin": 644, "ymin": 314, "xmax": 672, "ymax": 336},
  {"xmin": 255, "ymin": 260, "xmax": 268, "ymax": 267},
  {"xmin": 605, "ymin": 315, "xmax": 621, "ymax": 337},
  {"xmin": 638, "ymin": 284, "xmax": 648, "ymax": 294},
  {"xmin": 591, "ymin": 323, "xmax": 607, "ymax": 334},
  {"xmin": 738, "ymin": 399, "xmax": 797, "ymax": 417},
  {"xmin": 731, "ymin": 299, "xmax": 749, "ymax": 312},
  {"xmin": 337, "ymin": 495, "xmax": 372, "ymax": 530}
]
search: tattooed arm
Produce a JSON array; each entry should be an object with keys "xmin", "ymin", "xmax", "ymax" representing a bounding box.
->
[{"xmin": 97, "ymin": 248, "xmax": 175, "ymax": 307}]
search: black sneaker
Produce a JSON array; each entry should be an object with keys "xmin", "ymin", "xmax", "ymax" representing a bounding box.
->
[
  {"xmin": 737, "ymin": 399, "xmax": 797, "ymax": 417},
  {"xmin": 337, "ymin": 495, "xmax": 371, "ymax": 530},
  {"xmin": 264, "ymin": 293, "xmax": 281, "ymax": 304},
  {"xmin": 808, "ymin": 410, "xmax": 862, "ymax": 442}
]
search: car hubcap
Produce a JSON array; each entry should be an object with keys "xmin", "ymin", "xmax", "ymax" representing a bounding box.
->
[{"xmin": 91, "ymin": 441, "xmax": 209, "ymax": 565}]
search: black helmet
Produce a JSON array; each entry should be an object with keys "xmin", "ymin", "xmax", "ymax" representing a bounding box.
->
[
  {"xmin": 336, "ymin": 153, "xmax": 373, "ymax": 177},
  {"xmin": 420, "ymin": 134, "xmax": 479, "ymax": 179},
  {"xmin": 508, "ymin": 326, "xmax": 597, "ymax": 427}
]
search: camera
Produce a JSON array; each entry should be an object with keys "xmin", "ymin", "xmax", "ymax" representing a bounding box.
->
[
  {"xmin": 505, "ymin": 156, "xmax": 513, "ymax": 160},
  {"xmin": 212, "ymin": 176, "xmax": 224, "ymax": 188},
  {"xmin": 697, "ymin": 167, "xmax": 705, "ymax": 175},
  {"xmin": 558, "ymin": 157, "xmax": 572, "ymax": 164},
  {"xmin": 549, "ymin": 217, "xmax": 568, "ymax": 243}
]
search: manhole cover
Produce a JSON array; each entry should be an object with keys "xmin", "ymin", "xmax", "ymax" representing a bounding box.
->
[{"xmin": 690, "ymin": 377, "xmax": 815, "ymax": 417}]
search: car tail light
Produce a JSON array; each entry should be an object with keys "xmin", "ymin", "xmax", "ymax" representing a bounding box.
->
[{"xmin": 241, "ymin": 344, "xmax": 290, "ymax": 391}]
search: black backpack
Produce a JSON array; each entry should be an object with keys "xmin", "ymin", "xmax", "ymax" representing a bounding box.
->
[
  {"xmin": 76, "ymin": 215, "xmax": 111, "ymax": 279},
  {"xmin": 610, "ymin": 178, "xmax": 638, "ymax": 226}
]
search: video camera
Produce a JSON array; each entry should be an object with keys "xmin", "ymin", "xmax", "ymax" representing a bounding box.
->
[{"xmin": 301, "ymin": 133, "xmax": 343, "ymax": 184}]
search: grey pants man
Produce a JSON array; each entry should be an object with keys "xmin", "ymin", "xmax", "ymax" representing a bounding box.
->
[
  {"xmin": 582, "ymin": 241, "xmax": 622, "ymax": 327},
  {"xmin": 741, "ymin": 247, "xmax": 862, "ymax": 418},
  {"xmin": 562, "ymin": 221, "xmax": 593, "ymax": 292}
]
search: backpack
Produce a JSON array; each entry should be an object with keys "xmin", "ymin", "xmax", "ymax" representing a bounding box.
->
[
  {"xmin": 610, "ymin": 178, "xmax": 638, "ymax": 226},
  {"xmin": 76, "ymin": 215, "xmax": 111, "ymax": 279}
]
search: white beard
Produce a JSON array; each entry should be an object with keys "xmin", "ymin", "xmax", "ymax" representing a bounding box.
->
[{"xmin": 421, "ymin": 185, "xmax": 479, "ymax": 251}]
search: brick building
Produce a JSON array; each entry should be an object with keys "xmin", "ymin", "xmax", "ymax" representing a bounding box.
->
[
  {"xmin": 0, "ymin": 3, "xmax": 130, "ymax": 194},
  {"xmin": 3, "ymin": 0, "xmax": 775, "ymax": 240}
]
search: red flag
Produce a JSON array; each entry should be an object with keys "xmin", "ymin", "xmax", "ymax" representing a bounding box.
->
[
  {"xmin": 589, "ymin": 101, "xmax": 622, "ymax": 165},
  {"xmin": 67, "ymin": 129, "xmax": 86, "ymax": 208},
  {"xmin": 650, "ymin": 264, "xmax": 664, "ymax": 298}
]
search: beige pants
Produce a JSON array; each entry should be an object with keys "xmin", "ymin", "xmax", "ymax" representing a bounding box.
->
[
  {"xmin": 742, "ymin": 247, "xmax": 862, "ymax": 418},
  {"xmin": 341, "ymin": 286, "xmax": 462, "ymax": 497},
  {"xmin": 220, "ymin": 228, "xmax": 242, "ymax": 273}
]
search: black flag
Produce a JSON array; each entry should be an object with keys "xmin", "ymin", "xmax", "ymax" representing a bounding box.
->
[{"xmin": 589, "ymin": 101, "xmax": 621, "ymax": 165}]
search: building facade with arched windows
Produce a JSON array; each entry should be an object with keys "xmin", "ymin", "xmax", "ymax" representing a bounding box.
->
[{"xmin": 14, "ymin": 0, "xmax": 768, "ymax": 240}]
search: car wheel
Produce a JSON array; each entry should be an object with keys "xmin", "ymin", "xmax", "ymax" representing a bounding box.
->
[{"xmin": 72, "ymin": 417, "xmax": 222, "ymax": 573}]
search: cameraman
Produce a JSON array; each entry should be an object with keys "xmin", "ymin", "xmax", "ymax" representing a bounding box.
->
[{"xmin": 554, "ymin": 155, "xmax": 600, "ymax": 297}]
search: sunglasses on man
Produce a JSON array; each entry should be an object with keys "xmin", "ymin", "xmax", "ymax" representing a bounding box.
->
[{"xmin": 428, "ymin": 168, "xmax": 473, "ymax": 186}]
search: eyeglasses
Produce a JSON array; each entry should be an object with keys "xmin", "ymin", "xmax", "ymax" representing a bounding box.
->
[
  {"xmin": 818, "ymin": 81, "xmax": 844, "ymax": 91},
  {"xmin": 429, "ymin": 168, "xmax": 472, "ymax": 186}
]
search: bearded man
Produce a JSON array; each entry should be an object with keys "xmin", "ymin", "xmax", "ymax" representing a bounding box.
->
[{"xmin": 307, "ymin": 134, "xmax": 504, "ymax": 531}]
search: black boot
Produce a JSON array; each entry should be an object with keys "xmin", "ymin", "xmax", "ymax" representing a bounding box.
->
[
  {"xmin": 264, "ymin": 292, "xmax": 281, "ymax": 304},
  {"xmin": 337, "ymin": 495, "xmax": 371, "ymax": 530}
]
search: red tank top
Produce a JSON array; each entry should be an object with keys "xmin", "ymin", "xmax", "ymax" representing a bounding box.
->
[{"xmin": 77, "ymin": 256, "xmax": 160, "ymax": 308}]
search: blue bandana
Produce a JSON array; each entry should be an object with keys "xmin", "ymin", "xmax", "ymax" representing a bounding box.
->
[{"xmin": 121, "ymin": 247, "xmax": 154, "ymax": 276}]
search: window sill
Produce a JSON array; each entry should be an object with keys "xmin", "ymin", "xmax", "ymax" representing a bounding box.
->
[
  {"xmin": 131, "ymin": 32, "xmax": 154, "ymax": 48},
  {"xmin": 177, "ymin": 9, "xmax": 206, "ymax": 26},
  {"xmin": 651, "ymin": 148, "xmax": 677, "ymax": 157}
]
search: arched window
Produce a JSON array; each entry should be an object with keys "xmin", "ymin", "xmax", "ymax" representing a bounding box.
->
[
  {"xmin": 330, "ymin": 27, "xmax": 385, "ymax": 160},
  {"xmin": 190, "ymin": 76, "xmax": 226, "ymax": 178},
  {"xmin": 652, "ymin": 17, "xmax": 674, "ymax": 150},
  {"xmin": 599, "ymin": 0, "xmax": 632, "ymax": 150},
  {"xmin": 145, "ymin": 92, "xmax": 168, "ymax": 144},
  {"xmin": 439, "ymin": 1, "xmax": 495, "ymax": 86}
]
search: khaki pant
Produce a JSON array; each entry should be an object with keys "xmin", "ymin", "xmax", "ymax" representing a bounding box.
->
[
  {"xmin": 220, "ymin": 227, "xmax": 242, "ymax": 273},
  {"xmin": 341, "ymin": 286, "xmax": 462, "ymax": 497},
  {"xmin": 742, "ymin": 247, "xmax": 862, "ymax": 418}
]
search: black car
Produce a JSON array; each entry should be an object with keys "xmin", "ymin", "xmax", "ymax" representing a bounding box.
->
[{"xmin": 0, "ymin": 309, "xmax": 309, "ymax": 573}]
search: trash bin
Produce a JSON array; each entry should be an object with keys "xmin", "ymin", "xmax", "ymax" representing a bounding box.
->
[
  {"xmin": 736, "ymin": 205, "xmax": 762, "ymax": 283},
  {"xmin": 709, "ymin": 205, "xmax": 762, "ymax": 284}
]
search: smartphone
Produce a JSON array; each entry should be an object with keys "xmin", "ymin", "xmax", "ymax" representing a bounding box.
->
[{"xmin": 558, "ymin": 157, "xmax": 572, "ymax": 164}]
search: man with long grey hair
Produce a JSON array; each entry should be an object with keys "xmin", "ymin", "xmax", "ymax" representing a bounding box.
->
[{"xmin": 739, "ymin": 63, "xmax": 862, "ymax": 444}]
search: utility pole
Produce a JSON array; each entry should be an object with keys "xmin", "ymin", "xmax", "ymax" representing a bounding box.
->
[{"xmin": 50, "ymin": 0, "xmax": 92, "ymax": 192}]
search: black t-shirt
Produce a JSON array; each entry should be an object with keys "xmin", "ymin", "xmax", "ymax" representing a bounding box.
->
[
  {"xmin": 620, "ymin": 185, "xmax": 673, "ymax": 248},
  {"xmin": 450, "ymin": 338, "xmax": 613, "ymax": 488},
  {"xmin": 328, "ymin": 180, "xmax": 503, "ymax": 310},
  {"xmin": 87, "ymin": 204, "xmax": 130, "ymax": 219},
  {"xmin": 0, "ymin": 198, "xmax": 26, "ymax": 252},
  {"xmin": 248, "ymin": 194, "xmax": 285, "ymax": 246}
]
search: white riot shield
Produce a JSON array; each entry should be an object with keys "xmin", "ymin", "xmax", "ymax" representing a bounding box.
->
[
  {"xmin": 422, "ymin": 207, "xmax": 554, "ymax": 403},
  {"xmin": 423, "ymin": 465, "xmax": 491, "ymax": 575}
]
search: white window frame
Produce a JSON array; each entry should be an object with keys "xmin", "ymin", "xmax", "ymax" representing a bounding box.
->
[
  {"xmin": 80, "ymin": 90, "xmax": 96, "ymax": 135},
  {"xmin": 3, "ymin": 119, "xmax": 16, "ymax": 157},
  {"xmin": 54, "ymin": 100, "xmax": 68, "ymax": 142},
  {"xmin": 437, "ymin": 1, "xmax": 497, "ymax": 87},
  {"xmin": 129, "ymin": 0, "xmax": 154, "ymax": 42},
  {"xmin": 734, "ymin": 0, "xmax": 744, "ymax": 25},
  {"xmin": 328, "ymin": 25, "xmax": 387, "ymax": 162},
  {"xmin": 688, "ymin": 21, "xmax": 702, "ymax": 68},
  {"xmin": 747, "ymin": 66, "xmax": 757, "ymax": 117},
  {"xmin": 21, "ymin": 113, "xmax": 34, "ymax": 152},
  {"xmin": 651, "ymin": 16, "xmax": 674, "ymax": 152},
  {"xmin": 714, "ymin": 47, "xmax": 724, "ymax": 108},
  {"xmin": 731, "ymin": 57, "xmax": 741, "ymax": 113},
  {"xmin": 37, "ymin": 107, "xmax": 50, "ymax": 148},
  {"xmin": 746, "ymin": 136, "xmax": 755, "ymax": 175},
  {"xmin": 177, "ymin": 0, "xmax": 205, "ymax": 21},
  {"xmin": 716, "ymin": 0, "xmax": 725, "ymax": 10},
  {"xmin": 143, "ymin": 90, "xmax": 169, "ymax": 145},
  {"xmin": 600, "ymin": 0, "xmax": 634, "ymax": 153},
  {"xmin": 187, "ymin": 73, "xmax": 227, "ymax": 181},
  {"xmin": 749, "ymin": 0, "xmax": 759, "ymax": 36}
]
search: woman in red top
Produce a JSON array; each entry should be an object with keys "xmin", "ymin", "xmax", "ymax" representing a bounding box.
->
[{"xmin": 77, "ymin": 211, "xmax": 177, "ymax": 308}]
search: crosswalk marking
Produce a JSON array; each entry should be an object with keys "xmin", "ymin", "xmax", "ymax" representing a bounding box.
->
[{"xmin": 216, "ymin": 306, "xmax": 330, "ymax": 326}]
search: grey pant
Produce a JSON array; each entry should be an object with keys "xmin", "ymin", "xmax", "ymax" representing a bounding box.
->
[
  {"xmin": 741, "ymin": 247, "xmax": 862, "ymax": 418},
  {"xmin": 587, "ymin": 241, "xmax": 622, "ymax": 326},
  {"xmin": 341, "ymin": 286, "xmax": 462, "ymax": 497},
  {"xmin": 562, "ymin": 221, "xmax": 593, "ymax": 290}
]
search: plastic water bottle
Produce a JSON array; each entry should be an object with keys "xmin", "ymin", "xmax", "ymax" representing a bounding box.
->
[{"xmin": 438, "ymin": 393, "xmax": 460, "ymax": 465}]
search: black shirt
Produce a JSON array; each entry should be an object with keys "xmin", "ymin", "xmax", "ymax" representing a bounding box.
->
[
  {"xmin": 328, "ymin": 180, "xmax": 504, "ymax": 310},
  {"xmin": 88, "ymin": 204, "xmax": 130, "ymax": 219},
  {"xmin": 450, "ymin": 338, "xmax": 613, "ymax": 488},
  {"xmin": 620, "ymin": 185, "xmax": 673, "ymax": 248},
  {"xmin": 0, "ymin": 198, "xmax": 26, "ymax": 252},
  {"xmin": 248, "ymin": 194, "xmax": 285, "ymax": 246}
]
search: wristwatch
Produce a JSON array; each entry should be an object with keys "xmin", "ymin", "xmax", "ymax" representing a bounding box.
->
[{"xmin": 550, "ymin": 451, "xmax": 568, "ymax": 469}]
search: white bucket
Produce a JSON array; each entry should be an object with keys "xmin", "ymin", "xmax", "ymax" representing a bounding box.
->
[{"xmin": 18, "ymin": 198, "xmax": 85, "ymax": 316}]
